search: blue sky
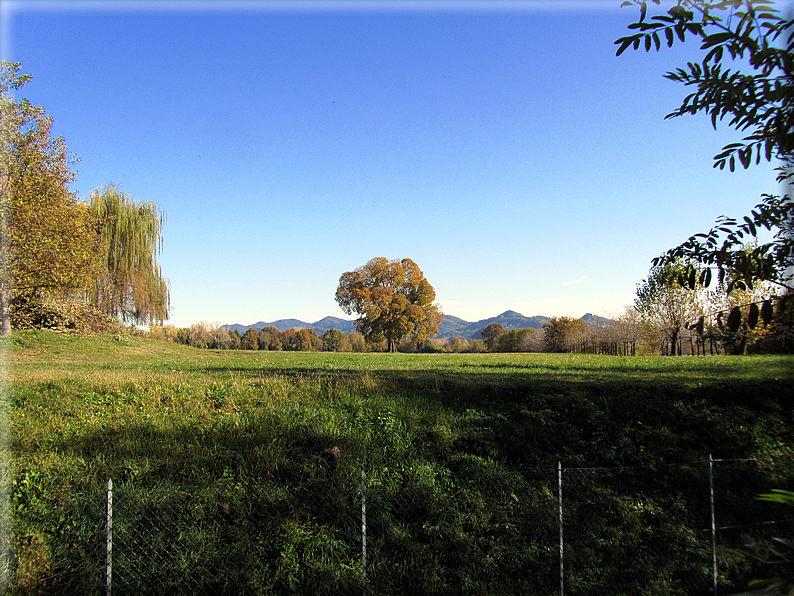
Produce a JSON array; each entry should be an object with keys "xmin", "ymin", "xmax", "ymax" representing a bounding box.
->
[{"xmin": 2, "ymin": 0, "xmax": 787, "ymax": 327}]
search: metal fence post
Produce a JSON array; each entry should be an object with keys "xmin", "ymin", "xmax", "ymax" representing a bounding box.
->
[
  {"xmin": 709, "ymin": 455, "xmax": 718, "ymax": 596},
  {"xmin": 106, "ymin": 478, "xmax": 113, "ymax": 596},
  {"xmin": 361, "ymin": 470, "xmax": 367, "ymax": 596},
  {"xmin": 558, "ymin": 461, "xmax": 564, "ymax": 596}
]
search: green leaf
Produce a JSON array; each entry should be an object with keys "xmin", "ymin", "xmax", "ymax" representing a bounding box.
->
[
  {"xmin": 665, "ymin": 27, "xmax": 674, "ymax": 47},
  {"xmin": 757, "ymin": 489, "xmax": 794, "ymax": 506},
  {"xmin": 761, "ymin": 300, "xmax": 773, "ymax": 326},
  {"xmin": 687, "ymin": 267, "xmax": 697, "ymax": 290},
  {"xmin": 701, "ymin": 31, "xmax": 733, "ymax": 48},
  {"xmin": 739, "ymin": 148, "xmax": 751, "ymax": 168},
  {"xmin": 616, "ymin": 38, "xmax": 635, "ymax": 56},
  {"xmin": 747, "ymin": 303, "xmax": 759, "ymax": 329},
  {"xmin": 728, "ymin": 306, "xmax": 742, "ymax": 333}
]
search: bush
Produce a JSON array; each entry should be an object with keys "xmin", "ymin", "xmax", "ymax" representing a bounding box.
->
[{"xmin": 11, "ymin": 293, "xmax": 127, "ymax": 335}]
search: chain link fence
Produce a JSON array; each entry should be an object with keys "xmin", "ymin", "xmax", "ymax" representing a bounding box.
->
[
  {"xmin": 6, "ymin": 458, "xmax": 792, "ymax": 595},
  {"xmin": 108, "ymin": 479, "xmax": 362, "ymax": 595}
]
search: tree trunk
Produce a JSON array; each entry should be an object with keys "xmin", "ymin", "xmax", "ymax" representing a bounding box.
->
[
  {"xmin": 669, "ymin": 330, "xmax": 680, "ymax": 356},
  {"xmin": 0, "ymin": 285, "xmax": 9, "ymax": 336}
]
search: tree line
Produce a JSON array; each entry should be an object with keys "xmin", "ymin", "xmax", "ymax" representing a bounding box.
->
[{"xmin": 150, "ymin": 322, "xmax": 372, "ymax": 352}]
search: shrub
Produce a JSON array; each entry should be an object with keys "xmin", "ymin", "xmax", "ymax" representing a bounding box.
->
[{"xmin": 11, "ymin": 293, "xmax": 127, "ymax": 335}]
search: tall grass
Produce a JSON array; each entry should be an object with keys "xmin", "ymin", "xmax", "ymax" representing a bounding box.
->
[{"xmin": 5, "ymin": 330, "xmax": 794, "ymax": 594}]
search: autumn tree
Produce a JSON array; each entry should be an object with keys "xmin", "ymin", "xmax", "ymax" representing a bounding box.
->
[
  {"xmin": 617, "ymin": 1, "xmax": 793, "ymax": 325},
  {"xmin": 335, "ymin": 257, "xmax": 443, "ymax": 352},
  {"xmin": 209, "ymin": 325, "xmax": 237, "ymax": 350},
  {"xmin": 87, "ymin": 184, "xmax": 169, "ymax": 325},
  {"xmin": 290, "ymin": 328, "xmax": 318, "ymax": 351},
  {"xmin": 322, "ymin": 328, "xmax": 351, "ymax": 352},
  {"xmin": 240, "ymin": 327, "xmax": 259, "ymax": 350},
  {"xmin": 348, "ymin": 332, "xmax": 368, "ymax": 352},
  {"xmin": 495, "ymin": 328, "xmax": 539, "ymax": 352},
  {"xmin": 258, "ymin": 326, "xmax": 279, "ymax": 351},
  {"xmin": 447, "ymin": 336, "xmax": 468, "ymax": 353},
  {"xmin": 0, "ymin": 62, "xmax": 96, "ymax": 334},
  {"xmin": 542, "ymin": 317, "xmax": 588, "ymax": 353}
]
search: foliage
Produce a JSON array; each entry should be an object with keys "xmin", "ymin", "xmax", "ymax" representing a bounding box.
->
[
  {"xmin": 655, "ymin": 194, "xmax": 793, "ymax": 295},
  {"xmin": 617, "ymin": 1, "xmax": 794, "ymax": 318},
  {"xmin": 445, "ymin": 335, "xmax": 488, "ymax": 353},
  {"xmin": 616, "ymin": 0, "xmax": 793, "ymax": 170},
  {"xmin": 322, "ymin": 327, "xmax": 351, "ymax": 352},
  {"xmin": 480, "ymin": 323, "xmax": 506, "ymax": 351},
  {"xmin": 285, "ymin": 328, "xmax": 319, "ymax": 352},
  {"xmin": 0, "ymin": 64, "xmax": 169, "ymax": 333},
  {"xmin": 743, "ymin": 489, "xmax": 794, "ymax": 594},
  {"xmin": 10, "ymin": 294, "xmax": 126, "ymax": 335},
  {"xmin": 159, "ymin": 321, "xmax": 240, "ymax": 350},
  {"xmin": 335, "ymin": 257, "xmax": 443, "ymax": 352},
  {"xmin": 348, "ymin": 331, "xmax": 367, "ymax": 352},
  {"xmin": 495, "ymin": 327, "xmax": 539, "ymax": 352},
  {"xmin": 240, "ymin": 327, "xmax": 259, "ymax": 350},
  {"xmin": 0, "ymin": 62, "xmax": 97, "ymax": 334},
  {"xmin": 635, "ymin": 262, "xmax": 705, "ymax": 355},
  {"xmin": 542, "ymin": 316, "xmax": 588, "ymax": 353},
  {"xmin": 87, "ymin": 184, "xmax": 169, "ymax": 325}
]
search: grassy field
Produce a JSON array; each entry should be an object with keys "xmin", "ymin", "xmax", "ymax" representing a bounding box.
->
[{"xmin": 5, "ymin": 330, "xmax": 794, "ymax": 594}]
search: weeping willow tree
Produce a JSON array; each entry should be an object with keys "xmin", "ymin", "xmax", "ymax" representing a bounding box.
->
[{"xmin": 88, "ymin": 184, "xmax": 169, "ymax": 325}]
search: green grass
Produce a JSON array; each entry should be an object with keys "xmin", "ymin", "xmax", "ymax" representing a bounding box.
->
[{"xmin": 5, "ymin": 330, "xmax": 794, "ymax": 594}]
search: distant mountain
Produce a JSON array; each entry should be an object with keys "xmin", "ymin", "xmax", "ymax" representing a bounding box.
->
[
  {"xmin": 225, "ymin": 311, "xmax": 612, "ymax": 340},
  {"xmin": 437, "ymin": 310, "xmax": 551, "ymax": 340},
  {"xmin": 435, "ymin": 315, "xmax": 472, "ymax": 338},
  {"xmin": 224, "ymin": 317, "xmax": 356, "ymax": 336},
  {"xmin": 581, "ymin": 313, "xmax": 613, "ymax": 328}
]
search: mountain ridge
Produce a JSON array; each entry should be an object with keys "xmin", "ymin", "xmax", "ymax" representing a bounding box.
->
[{"xmin": 224, "ymin": 311, "xmax": 611, "ymax": 340}]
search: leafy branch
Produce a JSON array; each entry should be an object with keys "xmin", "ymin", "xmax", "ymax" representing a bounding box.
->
[{"xmin": 616, "ymin": 0, "xmax": 793, "ymax": 171}]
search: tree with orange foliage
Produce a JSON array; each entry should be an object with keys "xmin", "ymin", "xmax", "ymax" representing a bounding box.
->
[{"xmin": 335, "ymin": 257, "xmax": 443, "ymax": 352}]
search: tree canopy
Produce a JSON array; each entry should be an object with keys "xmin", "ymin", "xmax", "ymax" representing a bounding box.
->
[
  {"xmin": 480, "ymin": 323, "xmax": 506, "ymax": 351},
  {"xmin": 616, "ymin": 1, "xmax": 793, "ymax": 315},
  {"xmin": 635, "ymin": 262, "xmax": 704, "ymax": 355},
  {"xmin": 335, "ymin": 257, "xmax": 443, "ymax": 352},
  {"xmin": 87, "ymin": 183, "xmax": 170, "ymax": 325},
  {"xmin": 1, "ymin": 62, "xmax": 97, "ymax": 333}
]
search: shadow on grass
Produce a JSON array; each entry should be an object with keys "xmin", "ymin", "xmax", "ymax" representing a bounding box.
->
[{"xmin": 11, "ymin": 360, "xmax": 794, "ymax": 595}]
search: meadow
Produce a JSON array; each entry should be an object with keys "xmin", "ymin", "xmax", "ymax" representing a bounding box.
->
[{"xmin": 5, "ymin": 330, "xmax": 794, "ymax": 595}]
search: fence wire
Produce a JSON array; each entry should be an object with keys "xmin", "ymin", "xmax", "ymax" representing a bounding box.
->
[
  {"xmin": 110, "ymin": 479, "xmax": 362, "ymax": 595},
  {"xmin": 6, "ymin": 458, "xmax": 792, "ymax": 595}
]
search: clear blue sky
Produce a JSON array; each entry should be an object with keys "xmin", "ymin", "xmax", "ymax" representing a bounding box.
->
[{"xmin": 3, "ymin": 0, "xmax": 787, "ymax": 328}]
